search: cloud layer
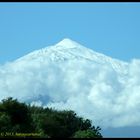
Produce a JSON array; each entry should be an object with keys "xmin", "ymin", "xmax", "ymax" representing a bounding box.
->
[{"xmin": 0, "ymin": 57, "xmax": 140, "ymax": 129}]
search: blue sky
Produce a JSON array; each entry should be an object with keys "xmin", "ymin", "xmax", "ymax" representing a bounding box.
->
[{"xmin": 0, "ymin": 2, "xmax": 140, "ymax": 64}]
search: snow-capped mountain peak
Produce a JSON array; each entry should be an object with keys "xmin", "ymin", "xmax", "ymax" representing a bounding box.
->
[
  {"xmin": 14, "ymin": 38, "xmax": 128, "ymax": 75},
  {"xmin": 55, "ymin": 38, "xmax": 81, "ymax": 49}
]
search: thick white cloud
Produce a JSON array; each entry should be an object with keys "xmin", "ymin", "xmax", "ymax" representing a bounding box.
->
[{"xmin": 0, "ymin": 57, "xmax": 140, "ymax": 129}]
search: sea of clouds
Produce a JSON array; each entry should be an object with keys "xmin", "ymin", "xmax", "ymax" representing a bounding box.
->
[{"xmin": 0, "ymin": 57, "xmax": 140, "ymax": 129}]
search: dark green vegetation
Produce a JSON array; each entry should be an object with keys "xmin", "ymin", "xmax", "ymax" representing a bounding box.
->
[{"xmin": 0, "ymin": 97, "xmax": 102, "ymax": 138}]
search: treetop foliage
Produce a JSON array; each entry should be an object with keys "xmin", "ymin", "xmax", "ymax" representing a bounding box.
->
[{"xmin": 0, "ymin": 97, "xmax": 102, "ymax": 138}]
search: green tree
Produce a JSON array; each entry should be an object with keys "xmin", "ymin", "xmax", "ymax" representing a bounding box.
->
[
  {"xmin": 0, "ymin": 97, "xmax": 103, "ymax": 138},
  {"xmin": 0, "ymin": 97, "xmax": 33, "ymax": 133},
  {"xmin": 0, "ymin": 112, "xmax": 11, "ymax": 132},
  {"xmin": 73, "ymin": 129, "xmax": 102, "ymax": 138}
]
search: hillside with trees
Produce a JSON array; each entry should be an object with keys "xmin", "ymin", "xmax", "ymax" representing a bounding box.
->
[{"xmin": 0, "ymin": 97, "xmax": 102, "ymax": 138}]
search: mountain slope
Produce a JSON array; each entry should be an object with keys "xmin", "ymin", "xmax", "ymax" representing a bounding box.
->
[{"xmin": 15, "ymin": 38, "xmax": 128, "ymax": 75}]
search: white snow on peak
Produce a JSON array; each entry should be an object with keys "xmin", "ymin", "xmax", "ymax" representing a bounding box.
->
[
  {"xmin": 15, "ymin": 38, "xmax": 128, "ymax": 75},
  {"xmin": 54, "ymin": 38, "xmax": 83, "ymax": 49}
]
